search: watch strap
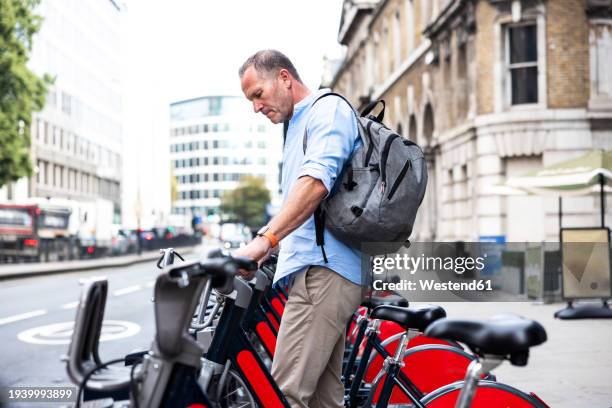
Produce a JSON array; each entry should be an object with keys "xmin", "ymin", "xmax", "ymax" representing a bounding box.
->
[{"xmin": 261, "ymin": 229, "xmax": 279, "ymax": 248}]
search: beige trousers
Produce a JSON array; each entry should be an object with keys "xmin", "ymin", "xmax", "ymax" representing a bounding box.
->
[{"xmin": 271, "ymin": 266, "xmax": 363, "ymax": 408}]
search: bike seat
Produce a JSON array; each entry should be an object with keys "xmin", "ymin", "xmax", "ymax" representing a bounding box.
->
[
  {"xmin": 370, "ymin": 304, "xmax": 445, "ymax": 331},
  {"xmin": 424, "ymin": 315, "xmax": 547, "ymax": 366},
  {"xmin": 361, "ymin": 294, "xmax": 408, "ymax": 310}
]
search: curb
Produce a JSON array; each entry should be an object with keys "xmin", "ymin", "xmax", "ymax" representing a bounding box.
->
[{"xmin": 0, "ymin": 246, "xmax": 199, "ymax": 281}]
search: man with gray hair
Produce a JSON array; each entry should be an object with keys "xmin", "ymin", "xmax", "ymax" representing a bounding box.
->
[{"xmin": 234, "ymin": 49, "xmax": 363, "ymax": 407}]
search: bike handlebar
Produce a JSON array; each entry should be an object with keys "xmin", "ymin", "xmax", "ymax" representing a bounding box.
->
[{"xmin": 166, "ymin": 254, "xmax": 257, "ymax": 285}]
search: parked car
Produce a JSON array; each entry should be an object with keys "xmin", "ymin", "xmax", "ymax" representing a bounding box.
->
[
  {"xmin": 119, "ymin": 229, "xmax": 139, "ymax": 253},
  {"xmin": 220, "ymin": 223, "xmax": 251, "ymax": 249},
  {"xmin": 110, "ymin": 226, "xmax": 129, "ymax": 256}
]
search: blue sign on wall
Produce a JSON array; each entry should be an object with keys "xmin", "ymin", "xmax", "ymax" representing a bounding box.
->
[{"xmin": 479, "ymin": 235, "xmax": 506, "ymax": 277}]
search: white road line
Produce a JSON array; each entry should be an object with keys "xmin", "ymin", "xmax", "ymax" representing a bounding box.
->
[
  {"xmin": 0, "ymin": 309, "xmax": 48, "ymax": 326},
  {"xmin": 113, "ymin": 285, "xmax": 142, "ymax": 297},
  {"xmin": 61, "ymin": 301, "xmax": 79, "ymax": 310},
  {"xmin": 144, "ymin": 281, "xmax": 155, "ymax": 288}
]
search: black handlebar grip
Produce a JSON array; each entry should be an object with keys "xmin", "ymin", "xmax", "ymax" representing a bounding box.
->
[{"xmin": 230, "ymin": 256, "xmax": 258, "ymax": 272}]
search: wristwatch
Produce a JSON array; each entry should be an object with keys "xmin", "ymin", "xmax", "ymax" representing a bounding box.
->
[{"xmin": 256, "ymin": 225, "xmax": 279, "ymax": 248}]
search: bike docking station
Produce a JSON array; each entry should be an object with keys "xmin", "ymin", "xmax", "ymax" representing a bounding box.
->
[
  {"xmin": 554, "ymin": 227, "xmax": 612, "ymax": 319},
  {"xmin": 62, "ymin": 244, "xmax": 555, "ymax": 408}
]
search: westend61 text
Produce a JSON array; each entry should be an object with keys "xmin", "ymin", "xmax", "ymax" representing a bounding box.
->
[{"xmin": 373, "ymin": 279, "xmax": 493, "ymax": 292}]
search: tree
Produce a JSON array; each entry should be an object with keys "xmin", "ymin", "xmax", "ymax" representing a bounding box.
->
[
  {"xmin": 170, "ymin": 165, "xmax": 178, "ymax": 206},
  {"xmin": 0, "ymin": 0, "xmax": 51, "ymax": 189},
  {"xmin": 220, "ymin": 176, "xmax": 271, "ymax": 230}
]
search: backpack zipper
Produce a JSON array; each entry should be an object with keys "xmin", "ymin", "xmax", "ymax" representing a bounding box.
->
[
  {"xmin": 379, "ymin": 134, "xmax": 400, "ymax": 193},
  {"xmin": 364, "ymin": 121, "xmax": 375, "ymax": 167},
  {"xmin": 387, "ymin": 159, "xmax": 412, "ymax": 200}
]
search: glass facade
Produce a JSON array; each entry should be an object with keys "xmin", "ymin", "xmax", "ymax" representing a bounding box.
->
[{"xmin": 169, "ymin": 95, "xmax": 282, "ymax": 217}]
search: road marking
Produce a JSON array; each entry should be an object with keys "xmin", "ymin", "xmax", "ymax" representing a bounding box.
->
[
  {"xmin": 18, "ymin": 320, "xmax": 141, "ymax": 345},
  {"xmin": 144, "ymin": 281, "xmax": 155, "ymax": 288},
  {"xmin": 61, "ymin": 301, "xmax": 79, "ymax": 310},
  {"xmin": 113, "ymin": 285, "xmax": 142, "ymax": 296},
  {"xmin": 0, "ymin": 310, "xmax": 48, "ymax": 326}
]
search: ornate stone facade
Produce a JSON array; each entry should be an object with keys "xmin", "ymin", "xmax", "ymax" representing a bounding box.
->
[{"xmin": 328, "ymin": 0, "xmax": 612, "ymax": 242}]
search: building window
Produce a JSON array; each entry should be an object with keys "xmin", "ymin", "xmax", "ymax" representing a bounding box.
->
[
  {"xmin": 405, "ymin": 0, "xmax": 415, "ymax": 54},
  {"xmin": 394, "ymin": 10, "xmax": 402, "ymax": 69},
  {"xmin": 383, "ymin": 26, "xmax": 390, "ymax": 75},
  {"xmin": 61, "ymin": 92, "xmax": 72, "ymax": 116},
  {"xmin": 506, "ymin": 24, "xmax": 538, "ymax": 105}
]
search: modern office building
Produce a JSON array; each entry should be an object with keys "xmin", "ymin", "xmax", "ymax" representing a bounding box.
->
[
  {"xmin": 169, "ymin": 95, "xmax": 283, "ymax": 218},
  {"xmin": 1, "ymin": 0, "xmax": 123, "ymax": 222},
  {"xmin": 327, "ymin": 0, "xmax": 612, "ymax": 242}
]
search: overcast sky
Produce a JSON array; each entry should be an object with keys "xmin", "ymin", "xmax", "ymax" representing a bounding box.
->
[{"xmin": 123, "ymin": 0, "xmax": 346, "ymax": 103}]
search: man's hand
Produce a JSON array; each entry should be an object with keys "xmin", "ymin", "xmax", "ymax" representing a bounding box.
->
[
  {"xmin": 233, "ymin": 236, "xmax": 272, "ymax": 280},
  {"xmin": 230, "ymin": 176, "xmax": 326, "ymax": 280}
]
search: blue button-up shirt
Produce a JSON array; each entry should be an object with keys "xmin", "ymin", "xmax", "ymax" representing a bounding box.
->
[{"xmin": 274, "ymin": 88, "xmax": 362, "ymax": 285}]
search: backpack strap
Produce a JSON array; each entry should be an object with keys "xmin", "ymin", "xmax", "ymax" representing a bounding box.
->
[
  {"xmin": 360, "ymin": 99, "xmax": 386, "ymax": 123},
  {"xmin": 303, "ymin": 92, "xmax": 359, "ymax": 154},
  {"xmin": 301, "ymin": 92, "xmax": 358, "ymax": 264}
]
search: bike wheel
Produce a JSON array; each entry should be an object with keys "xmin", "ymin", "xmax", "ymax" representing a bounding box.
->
[
  {"xmin": 216, "ymin": 369, "xmax": 256, "ymax": 408},
  {"xmin": 367, "ymin": 345, "xmax": 476, "ymax": 406},
  {"xmin": 421, "ymin": 380, "xmax": 549, "ymax": 407},
  {"xmin": 364, "ymin": 327, "xmax": 459, "ymax": 384}
]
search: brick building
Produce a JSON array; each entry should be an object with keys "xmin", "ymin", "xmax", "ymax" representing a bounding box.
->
[{"xmin": 327, "ymin": 0, "xmax": 612, "ymax": 242}]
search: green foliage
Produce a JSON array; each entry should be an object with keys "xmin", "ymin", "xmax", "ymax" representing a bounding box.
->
[
  {"xmin": 220, "ymin": 176, "xmax": 271, "ymax": 229},
  {"xmin": 170, "ymin": 165, "xmax": 178, "ymax": 205},
  {"xmin": 0, "ymin": 0, "xmax": 51, "ymax": 188}
]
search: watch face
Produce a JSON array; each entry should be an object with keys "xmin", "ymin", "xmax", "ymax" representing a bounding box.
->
[{"xmin": 257, "ymin": 226, "xmax": 270, "ymax": 235}]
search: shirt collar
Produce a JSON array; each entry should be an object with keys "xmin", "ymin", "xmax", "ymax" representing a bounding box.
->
[{"xmin": 292, "ymin": 88, "xmax": 332, "ymax": 118}]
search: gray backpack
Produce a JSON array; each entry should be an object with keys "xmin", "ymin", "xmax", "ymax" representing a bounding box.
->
[{"xmin": 304, "ymin": 93, "xmax": 427, "ymax": 257}]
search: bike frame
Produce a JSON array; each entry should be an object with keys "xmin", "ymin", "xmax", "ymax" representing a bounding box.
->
[
  {"xmin": 241, "ymin": 270, "xmax": 279, "ymax": 360},
  {"xmin": 201, "ymin": 277, "xmax": 290, "ymax": 407},
  {"xmin": 348, "ymin": 326, "xmax": 425, "ymax": 408}
]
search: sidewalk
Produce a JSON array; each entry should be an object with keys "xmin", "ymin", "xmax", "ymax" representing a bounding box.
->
[
  {"xmin": 0, "ymin": 245, "xmax": 202, "ymax": 280},
  {"xmin": 429, "ymin": 301, "xmax": 612, "ymax": 408}
]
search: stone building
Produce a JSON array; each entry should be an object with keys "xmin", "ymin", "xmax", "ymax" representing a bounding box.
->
[{"xmin": 328, "ymin": 0, "xmax": 612, "ymax": 242}]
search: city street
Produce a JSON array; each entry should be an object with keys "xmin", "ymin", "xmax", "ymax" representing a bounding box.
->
[
  {"xmin": 1, "ymin": 0, "xmax": 612, "ymax": 407},
  {"xmin": 0, "ymin": 245, "xmax": 212, "ymax": 407}
]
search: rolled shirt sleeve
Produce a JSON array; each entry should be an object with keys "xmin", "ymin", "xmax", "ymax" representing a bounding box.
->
[{"xmin": 298, "ymin": 96, "xmax": 359, "ymax": 197}]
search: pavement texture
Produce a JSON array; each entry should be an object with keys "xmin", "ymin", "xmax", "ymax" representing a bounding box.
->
[{"xmin": 0, "ymin": 246, "xmax": 198, "ymax": 280}]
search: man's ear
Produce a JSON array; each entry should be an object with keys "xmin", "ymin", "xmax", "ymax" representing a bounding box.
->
[{"xmin": 279, "ymin": 69, "xmax": 291, "ymax": 88}]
